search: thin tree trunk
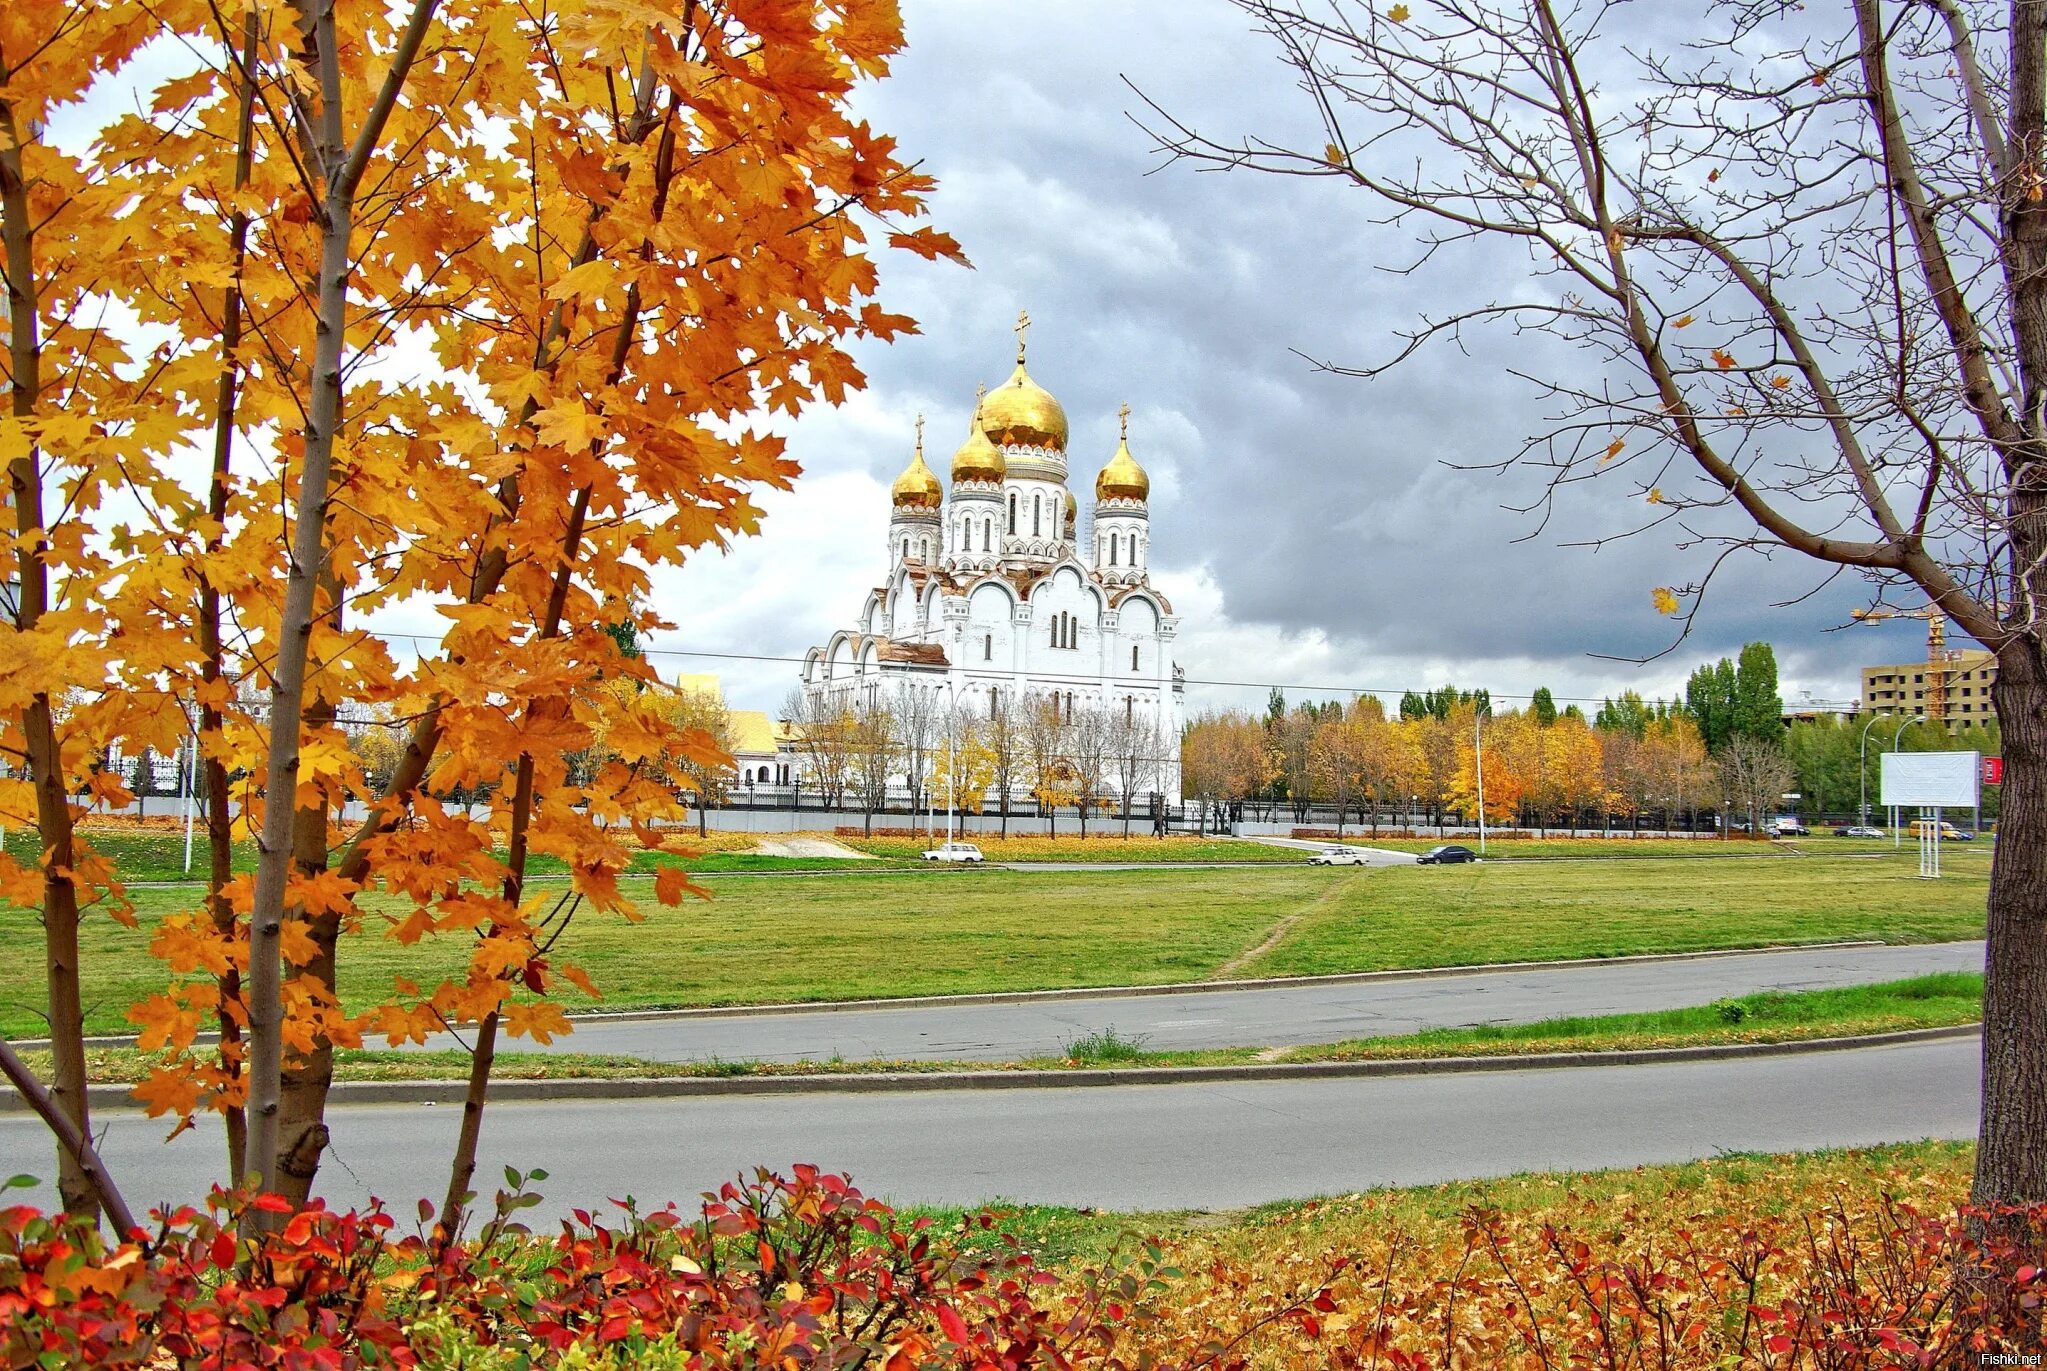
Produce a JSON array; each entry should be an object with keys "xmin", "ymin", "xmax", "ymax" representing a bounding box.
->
[
  {"xmin": 198, "ymin": 11, "xmax": 261, "ymax": 1186},
  {"xmin": 0, "ymin": 99, "xmax": 96, "ymax": 1223},
  {"xmin": 439, "ymin": 476, "xmax": 595, "ymax": 1241},
  {"xmin": 271, "ymin": 677, "xmax": 336, "ymax": 1207},
  {"xmin": 247, "ymin": 0, "xmax": 359, "ymax": 1213},
  {"xmin": 0, "ymin": 1039, "xmax": 134, "ymax": 1235}
]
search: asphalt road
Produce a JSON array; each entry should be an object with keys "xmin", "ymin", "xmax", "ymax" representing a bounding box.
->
[
  {"xmin": 412, "ymin": 941, "xmax": 1986, "ymax": 1064},
  {"xmin": 2, "ymin": 1037, "xmax": 1979, "ymax": 1221}
]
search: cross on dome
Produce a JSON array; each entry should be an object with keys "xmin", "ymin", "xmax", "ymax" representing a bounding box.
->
[
  {"xmin": 1118, "ymin": 403, "xmax": 1130, "ymax": 439},
  {"xmin": 1014, "ymin": 309, "xmax": 1031, "ymax": 362}
]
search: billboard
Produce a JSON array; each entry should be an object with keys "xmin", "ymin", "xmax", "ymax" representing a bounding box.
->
[{"xmin": 1880, "ymin": 751, "xmax": 1981, "ymax": 808}]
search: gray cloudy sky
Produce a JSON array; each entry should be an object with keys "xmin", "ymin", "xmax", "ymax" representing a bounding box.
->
[{"xmin": 565, "ymin": 3, "xmax": 1929, "ymax": 714}]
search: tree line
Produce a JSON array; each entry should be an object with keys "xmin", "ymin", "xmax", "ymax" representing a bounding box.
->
[
  {"xmin": 782, "ymin": 685, "xmax": 1174, "ymax": 836},
  {"xmin": 1181, "ymin": 643, "xmax": 1997, "ymax": 834}
]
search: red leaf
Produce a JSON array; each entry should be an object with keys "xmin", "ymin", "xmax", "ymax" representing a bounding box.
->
[
  {"xmin": 937, "ymin": 1302, "xmax": 969, "ymax": 1345},
  {"xmin": 252, "ymin": 1192, "xmax": 293, "ymax": 1213},
  {"xmin": 209, "ymin": 1230, "xmax": 236, "ymax": 1269}
]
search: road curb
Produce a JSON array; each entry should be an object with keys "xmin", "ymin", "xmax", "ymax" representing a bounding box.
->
[
  {"xmin": 27, "ymin": 939, "xmax": 1913, "ymax": 1050},
  {"xmin": 38, "ymin": 1023, "xmax": 1980, "ymax": 1113}
]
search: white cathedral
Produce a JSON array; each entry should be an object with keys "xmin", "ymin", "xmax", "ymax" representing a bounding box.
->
[{"xmin": 800, "ymin": 315, "xmax": 1184, "ymax": 802}]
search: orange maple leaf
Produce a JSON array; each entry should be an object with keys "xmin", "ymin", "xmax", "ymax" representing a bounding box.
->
[{"xmin": 887, "ymin": 227, "xmax": 971, "ymax": 267}]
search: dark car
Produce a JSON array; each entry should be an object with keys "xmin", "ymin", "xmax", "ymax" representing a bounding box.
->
[{"xmin": 1416, "ymin": 844, "xmax": 1479, "ymax": 865}]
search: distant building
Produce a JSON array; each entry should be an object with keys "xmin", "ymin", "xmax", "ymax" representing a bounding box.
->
[
  {"xmin": 1859, "ymin": 649, "xmax": 2000, "ymax": 730},
  {"xmin": 671, "ymin": 673, "xmax": 798, "ymax": 790},
  {"xmin": 1780, "ymin": 692, "xmax": 1858, "ymax": 726}
]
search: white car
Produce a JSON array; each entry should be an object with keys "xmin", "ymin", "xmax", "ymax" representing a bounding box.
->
[
  {"xmin": 922, "ymin": 841, "xmax": 986, "ymax": 862},
  {"xmin": 1309, "ymin": 845, "xmax": 1368, "ymax": 866}
]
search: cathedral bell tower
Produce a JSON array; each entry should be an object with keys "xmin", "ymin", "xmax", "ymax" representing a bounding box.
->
[
  {"xmin": 1092, "ymin": 404, "xmax": 1151, "ymax": 586},
  {"xmin": 887, "ymin": 416, "xmax": 942, "ymax": 567}
]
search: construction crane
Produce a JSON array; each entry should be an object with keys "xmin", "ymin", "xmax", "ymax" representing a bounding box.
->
[{"xmin": 1851, "ymin": 606, "xmax": 1963, "ymax": 726}]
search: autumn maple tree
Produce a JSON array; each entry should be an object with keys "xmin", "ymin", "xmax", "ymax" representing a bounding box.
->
[{"xmin": 1, "ymin": 0, "xmax": 957, "ymax": 1231}]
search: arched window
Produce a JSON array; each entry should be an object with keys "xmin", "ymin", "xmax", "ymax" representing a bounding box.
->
[
  {"xmin": 983, "ymin": 633, "xmax": 992, "ymax": 661},
  {"xmin": 902, "ymin": 538, "xmax": 910, "ymax": 560},
  {"xmin": 984, "ymin": 518, "xmax": 992, "ymax": 550},
  {"xmin": 1032, "ymin": 495, "xmax": 1041, "ymax": 537},
  {"xmin": 1007, "ymin": 493, "xmax": 1016, "ymax": 534},
  {"xmin": 1109, "ymin": 537, "xmax": 1118, "ymax": 567},
  {"xmin": 989, "ymin": 686, "xmax": 999, "ymax": 718},
  {"xmin": 1128, "ymin": 533, "xmax": 1138, "ymax": 564},
  {"xmin": 1132, "ymin": 644, "xmax": 1139, "ymax": 670}
]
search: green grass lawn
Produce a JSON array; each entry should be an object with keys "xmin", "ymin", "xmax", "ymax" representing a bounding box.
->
[{"xmin": 0, "ymin": 852, "xmax": 1988, "ymax": 1039}]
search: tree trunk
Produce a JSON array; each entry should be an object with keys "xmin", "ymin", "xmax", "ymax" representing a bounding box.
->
[
  {"xmin": 1, "ymin": 101, "xmax": 96, "ymax": 1223},
  {"xmin": 1974, "ymin": 644, "xmax": 2047, "ymax": 1211},
  {"xmin": 271, "ymin": 685, "xmax": 336, "ymax": 1207}
]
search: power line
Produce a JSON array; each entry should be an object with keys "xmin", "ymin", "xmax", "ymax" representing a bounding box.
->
[{"xmin": 367, "ymin": 632, "xmax": 1688, "ymax": 708}]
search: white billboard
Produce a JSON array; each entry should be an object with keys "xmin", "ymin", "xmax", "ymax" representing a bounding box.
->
[{"xmin": 1881, "ymin": 751, "xmax": 1981, "ymax": 808}]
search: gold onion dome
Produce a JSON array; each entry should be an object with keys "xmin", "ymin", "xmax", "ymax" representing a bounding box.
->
[
  {"xmin": 890, "ymin": 417, "xmax": 942, "ymax": 509},
  {"xmin": 1062, "ymin": 487, "xmax": 1077, "ymax": 530},
  {"xmin": 1095, "ymin": 406, "xmax": 1151, "ymax": 501},
  {"xmin": 951, "ymin": 387, "xmax": 1006, "ymax": 483},
  {"xmin": 979, "ymin": 311, "xmax": 1067, "ymax": 450}
]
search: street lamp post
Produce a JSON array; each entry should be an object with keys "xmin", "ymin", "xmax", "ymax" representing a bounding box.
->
[
  {"xmin": 1474, "ymin": 709, "xmax": 1487, "ymax": 856},
  {"xmin": 1857, "ymin": 711, "xmax": 1885, "ymax": 825},
  {"xmin": 1892, "ymin": 720, "xmax": 1907, "ymax": 849},
  {"xmin": 944, "ymin": 677, "xmax": 958, "ymax": 846}
]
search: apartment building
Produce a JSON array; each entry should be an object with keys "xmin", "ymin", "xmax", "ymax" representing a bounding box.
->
[{"xmin": 1860, "ymin": 648, "xmax": 2000, "ymax": 728}]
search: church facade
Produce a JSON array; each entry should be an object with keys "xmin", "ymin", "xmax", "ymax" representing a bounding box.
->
[{"xmin": 799, "ymin": 316, "xmax": 1183, "ymax": 803}]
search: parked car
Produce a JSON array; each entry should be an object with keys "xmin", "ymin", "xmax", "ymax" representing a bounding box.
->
[
  {"xmin": 1906, "ymin": 820, "xmax": 1972, "ymax": 841},
  {"xmin": 1771, "ymin": 817, "xmax": 1810, "ymax": 837},
  {"xmin": 1310, "ymin": 845, "xmax": 1368, "ymax": 866},
  {"xmin": 1416, "ymin": 844, "xmax": 1479, "ymax": 865},
  {"xmin": 1837, "ymin": 825, "xmax": 1886, "ymax": 838},
  {"xmin": 921, "ymin": 842, "xmax": 986, "ymax": 862}
]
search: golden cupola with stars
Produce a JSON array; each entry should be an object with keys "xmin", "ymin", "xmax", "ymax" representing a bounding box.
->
[
  {"xmin": 1095, "ymin": 405, "xmax": 1150, "ymax": 502},
  {"xmin": 978, "ymin": 311, "xmax": 1068, "ymax": 453},
  {"xmin": 889, "ymin": 418, "xmax": 943, "ymax": 510},
  {"xmin": 950, "ymin": 386, "xmax": 1006, "ymax": 485}
]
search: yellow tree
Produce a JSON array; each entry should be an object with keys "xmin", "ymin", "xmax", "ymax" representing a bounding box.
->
[
  {"xmin": 931, "ymin": 722, "xmax": 998, "ymax": 816},
  {"xmin": 1024, "ymin": 695, "xmax": 1074, "ymax": 836},
  {"xmin": 0, "ymin": 2, "xmax": 210, "ymax": 1224},
  {"xmin": 64, "ymin": 0, "xmax": 956, "ymax": 1229},
  {"xmin": 1546, "ymin": 714, "xmax": 1609, "ymax": 832},
  {"xmin": 1309, "ymin": 713, "xmax": 1366, "ymax": 835},
  {"xmin": 1449, "ymin": 706, "xmax": 1526, "ymax": 828}
]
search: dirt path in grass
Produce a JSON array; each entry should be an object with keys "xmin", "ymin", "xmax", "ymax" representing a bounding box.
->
[{"xmin": 1210, "ymin": 872, "xmax": 1362, "ymax": 980}]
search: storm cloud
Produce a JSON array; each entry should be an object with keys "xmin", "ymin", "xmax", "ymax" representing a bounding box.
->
[{"xmin": 626, "ymin": 0, "xmax": 1924, "ymax": 717}]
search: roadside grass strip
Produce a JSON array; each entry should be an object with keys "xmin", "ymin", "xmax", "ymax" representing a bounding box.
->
[
  {"xmin": 893, "ymin": 1139, "xmax": 1978, "ymax": 1268},
  {"xmin": 38, "ymin": 972, "xmax": 1982, "ymax": 1090}
]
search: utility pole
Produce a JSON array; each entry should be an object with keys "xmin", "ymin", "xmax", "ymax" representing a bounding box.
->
[{"xmin": 1474, "ymin": 708, "xmax": 1487, "ymax": 856}]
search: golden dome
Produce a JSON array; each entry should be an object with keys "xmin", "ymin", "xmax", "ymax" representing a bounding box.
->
[
  {"xmin": 950, "ymin": 387, "xmax": 1006, "ymax": 484},
  {"xmin": 1095, "ymin": 406, "xmax": 1150, "ymax": 501},
  {"xmin": 1062, "ymin": 487, "xmax": 1076, "ymax": 532},
  {"xmin": 979, "ymin": 314, "xmax": 1067, "ymax": 451},
  {"xmin": 890, "ymin": 419, "xmax": 942, "ymax": 509}
]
